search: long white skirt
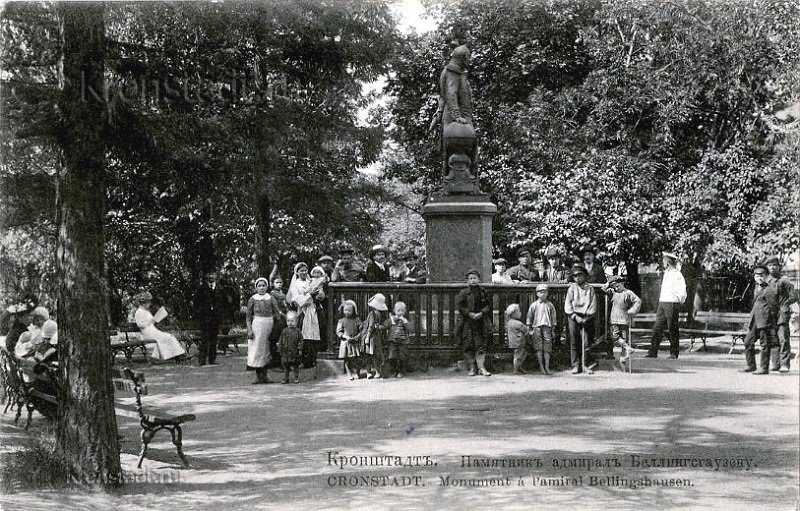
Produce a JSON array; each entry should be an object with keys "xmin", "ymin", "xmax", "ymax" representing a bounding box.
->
[
  {"xmin": 141, "ymin": 325, "xmax": 186, "ymax": 360},
  {"xmin": 248, "ymin": 316, "xmax": 273, "ymax": 368},
  {"xmin": 300, "ymin": 304, "xmax": 320, "ymax": 341}
]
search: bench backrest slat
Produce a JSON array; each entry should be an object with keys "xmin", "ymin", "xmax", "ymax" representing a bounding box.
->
[{"xmin": 113, "ymin": 378, "xmax": 147, "ymax": 396}]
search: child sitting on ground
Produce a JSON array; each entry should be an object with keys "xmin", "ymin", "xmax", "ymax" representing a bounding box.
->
[
  {"xmin": 505, "ymin": 303, "xmax": 528, "ymax": 374},
  {"xmin": 527, "ymin": 284, "xmax": 557, "ymax": 375},
  {"xmin": 278, "ymin": 311, "xmax": 304, "ymax": 384},
  {"xmin": 336, "ymin": 300, "xmax": 363, "ymax": 380},
  {"xmin": 604, "ymin": 276, "xmax": 642, "ymax": 363},
  {"xmin": 386, "ymin": 301, "xmax": 411, "ymax": 378}
]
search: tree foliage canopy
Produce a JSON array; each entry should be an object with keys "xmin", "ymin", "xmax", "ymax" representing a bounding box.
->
[{"xmin": 386, "ymin": 0, "xmax": 799, "ymax": 271}]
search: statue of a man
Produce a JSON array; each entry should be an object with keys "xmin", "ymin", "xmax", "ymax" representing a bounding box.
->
[{"xmin": 430, "ymin": 45, "xmax": 480, "ymax": 193}]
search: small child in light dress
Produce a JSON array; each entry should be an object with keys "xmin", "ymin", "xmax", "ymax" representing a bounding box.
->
[{"xmin": 337, "ymin": 300, "xmax": 363, "ymax": 380}]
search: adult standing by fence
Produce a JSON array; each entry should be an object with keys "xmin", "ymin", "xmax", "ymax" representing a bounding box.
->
[
  {"xmin": 646, "ymin": 252, "xmax": 687, "ymax": 360},
  {"xmin": 765, "ymin": 256, "xmax": 797, "ymax": 372}
]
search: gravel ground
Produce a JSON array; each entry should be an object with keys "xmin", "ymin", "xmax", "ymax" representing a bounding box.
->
[{"xmin": 1, "ymin": 340, "xmax": 798, "ymax": 511}]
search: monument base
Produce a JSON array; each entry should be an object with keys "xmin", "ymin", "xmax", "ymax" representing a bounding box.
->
[{"xmin": 422, "ymin": 195, "xmax": 497, "ymax": 283}]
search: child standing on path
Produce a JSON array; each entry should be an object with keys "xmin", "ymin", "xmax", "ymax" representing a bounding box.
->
[
  {"xmin": 564, "ymin": 265, "xmax": 597, "ymax": 374},
  {"xmin": 278, "ymin": 311, "xmax": 304, "ymax": 384},
  {"xmin": 505, "ymin": 303, "xmax": 528, "ymax": 374},
  {"xmin": 527, "ymin": 284, "xmax": 557, "ymax": 375},
  {"xmin": 386, "ymin": 301, "xmax": 411, "ymax": 378},
  {"xmin": 362, "ymin": 293, "xmax": 389, "ymax": 379},
  {"xmin": 604, "ymin": 275, "xmax": 641, "ymax": 364},
  {"xmin": 336, "ymin": 300, "xmax": 363, "ymax": 380}
]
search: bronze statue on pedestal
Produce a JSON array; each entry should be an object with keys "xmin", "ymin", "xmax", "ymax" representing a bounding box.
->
[{"xmin": 430, "ymin": 45, "xmax": 481, "ymax": 195}]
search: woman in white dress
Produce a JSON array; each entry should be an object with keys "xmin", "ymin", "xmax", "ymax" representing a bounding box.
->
[
  {"xmin": 285, "ymin": 262, "xmax": 321, "ymax": 345},
  {"xmin": 246, "ymin": 277, "xmax": 278, "ymax": 384},
  {"xmin": 134, "ymin": 292, "xmax": 186, "ymax": 361}
]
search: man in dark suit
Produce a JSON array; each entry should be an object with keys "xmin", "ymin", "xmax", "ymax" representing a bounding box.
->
[
  {"xmin": 741, "ymin": 263, "xmax": 780, "ymax": 374},
  {"xmin": 194, "ymin": 270, "xmax": 224, "ymax": 366},
  {"xmin": 577, "ymin": 245, "xmax": 607, "ymax": 284}
]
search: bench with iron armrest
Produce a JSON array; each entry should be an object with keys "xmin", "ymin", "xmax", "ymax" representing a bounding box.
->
[
  {"xmin": 0, "ymin": 347, "xmax": 28, "ymax": 423},
  {"xmin": 12, "ymin": 356, "xmax": 58, "ymax": 430},
  {"xmin": 112, "ymin": 367, "xmax": 196, "ymax": 468},
  {"xmin": 110, "ymin": 324, "xmax": 156, "ymax": 364},
  {"xmin": 685, "ymin": 311, "xmax": 750, "ymax": 354}
]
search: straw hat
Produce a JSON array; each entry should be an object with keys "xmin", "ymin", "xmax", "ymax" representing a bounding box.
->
[{"xmin": 367, "ymin": 293, "xmax": 388, "ymax": 311}]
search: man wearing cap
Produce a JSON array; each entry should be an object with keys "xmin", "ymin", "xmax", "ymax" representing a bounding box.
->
[
  {"xmin": 456, "ymin": 269, "xmax": 493, "ymax": 376},
  {"xmin": 741, "ymin": 263, "xmax": 780, "ymax": 374},
  {"xmin": 366, "ymin": 244, "xmax": 391, "ymax": 282},
  {"xmin": 331, "ymin": 248, "xmax": 365, "ymax": 283},
  {"xmin": 398, "ymin": 252, "xmax": 427, "ymax": 284},
  {"xmin": 543, "ymin": 248, "xmax": 569, "ymax": 284},
  {"xmin": 577, "ymin": 245, "xmax": 606, "ymax": 284},
  {"xmin": 646, "ymin": 252, "xmax": 687, "ymax": 359},
  {"xmin": 765, "ymin": 256, "xmax": 797, "ymax": 372},
  {"xmin": 507, "ymin": 248, "xmax": 540, "ymax": 283},
  {"xmin": 564, "ymin": 264, "xmax": 597, "ymax": 373},
  {"xmin": 492, "ymin": 258, "xmax": 513, "ymax": 284}
]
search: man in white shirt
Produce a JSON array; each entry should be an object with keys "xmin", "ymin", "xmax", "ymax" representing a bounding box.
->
[{"xmin": 646, "ymin": 252, "xmax": 687, "ymax": 359}]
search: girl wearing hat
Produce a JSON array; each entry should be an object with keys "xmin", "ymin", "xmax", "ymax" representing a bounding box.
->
[
  {"xmin": 246, "ymin": 277, "xmax": 279, "ymax": 384},
  {"xmin": 361, "ymin": 293, "xmax": 389, "ymax": 379},
  {"xmin": 336, "ymin": 300, "xmax": 363, "ymax": 380},
  {"xmin": 3, "ymin": 295, "xmax": 38, "ymax": 352},
  {"xmin": 286, "ymin": 263, "xmax": 321, "ymax": 369},
  {"xmin": 456, "ymin": 269, "xmax": 493, "ymax": 376},
  {"xmin": 366, "ymin": 245, "xmax": 391, "ymax": 283},
  {"xmin": 134, "ymin": 292, "xmax": 187, "ymax": 361}
]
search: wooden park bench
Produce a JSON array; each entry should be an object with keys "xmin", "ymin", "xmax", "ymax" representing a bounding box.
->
[
  {"xmin": 685, "ymin": 311, "xmax": 749, "ymax": 354},
  {"xmin": 2, "ymin": 353, "xmax": 59, "ymax": 431},
  {"xmin": 113, "ymin": 367, "xmax": 196, "ymax": 468},
  {"xmin": 110, "ymin": 324, "xmax": 156, "ymax": 364}
]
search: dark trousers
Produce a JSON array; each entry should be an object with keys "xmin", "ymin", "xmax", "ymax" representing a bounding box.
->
[
  {"xmin": 568, "ymin": 317, "xmax": 595, "ymax": 370},
  {"xmin": 199, "ymin": 324, "xmax": 219, "ymax": 365},
  {"xmin": 744, "ymin": 326, "xmax": 778, "ymax": 371},
  {"xmin": 283, "ymin": 362, "xmax": 300, "ymax": 381},
  {"xmin": 770, "ymin": 323, "xmax": 791, "ymax": 369},
  {"xmin": 648, "ymin": 302, "xmax": 680, "ymax": 358}
]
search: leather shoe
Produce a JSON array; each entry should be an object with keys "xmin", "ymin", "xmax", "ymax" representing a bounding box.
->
[
  {"xmin": 752, "ymin": 369, "xmax": 769, "ymax": 375},
  {"xmin": 739, "ymin": 367, "xmax": 756, "ymax": 373},
  {"xmin": 645, "ymin": 353, "xmax": 657, "ymax": 358},
  {"xmin": 668, "ymin": 354, "xmax": 678, "ymax": 360}
]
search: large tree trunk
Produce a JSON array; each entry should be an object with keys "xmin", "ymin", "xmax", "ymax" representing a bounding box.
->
[
  {"xmin": 254, "ymin": 192, "xmax": 271, "ymax": 277},
  {"xmin": 55, "ymin": 2, "xmax": 122, "ymax": 486}
]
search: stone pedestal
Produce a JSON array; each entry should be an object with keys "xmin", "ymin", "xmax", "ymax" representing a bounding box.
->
[{"xmin": 422, "ymin": 195, "xmax": 497, "ymax": 283}]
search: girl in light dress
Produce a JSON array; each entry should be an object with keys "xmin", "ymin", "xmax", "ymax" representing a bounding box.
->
[{"xmin": 336, "ymin": 300, "xmax": 362, "ymax": 380}]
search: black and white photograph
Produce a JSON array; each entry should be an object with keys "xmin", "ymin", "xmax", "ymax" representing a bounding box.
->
[{"xmin": 0, "ymin": 0, "xmax": 798, "ymax": 509}]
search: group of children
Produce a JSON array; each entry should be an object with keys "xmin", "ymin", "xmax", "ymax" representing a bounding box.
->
[
  {"xmin": 504, "ymin": 268, "xmax": 641, "ymax": 375},
  {"xmin": 336, "ymin": 293, "xmax": 411, "ymax": 380}
]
